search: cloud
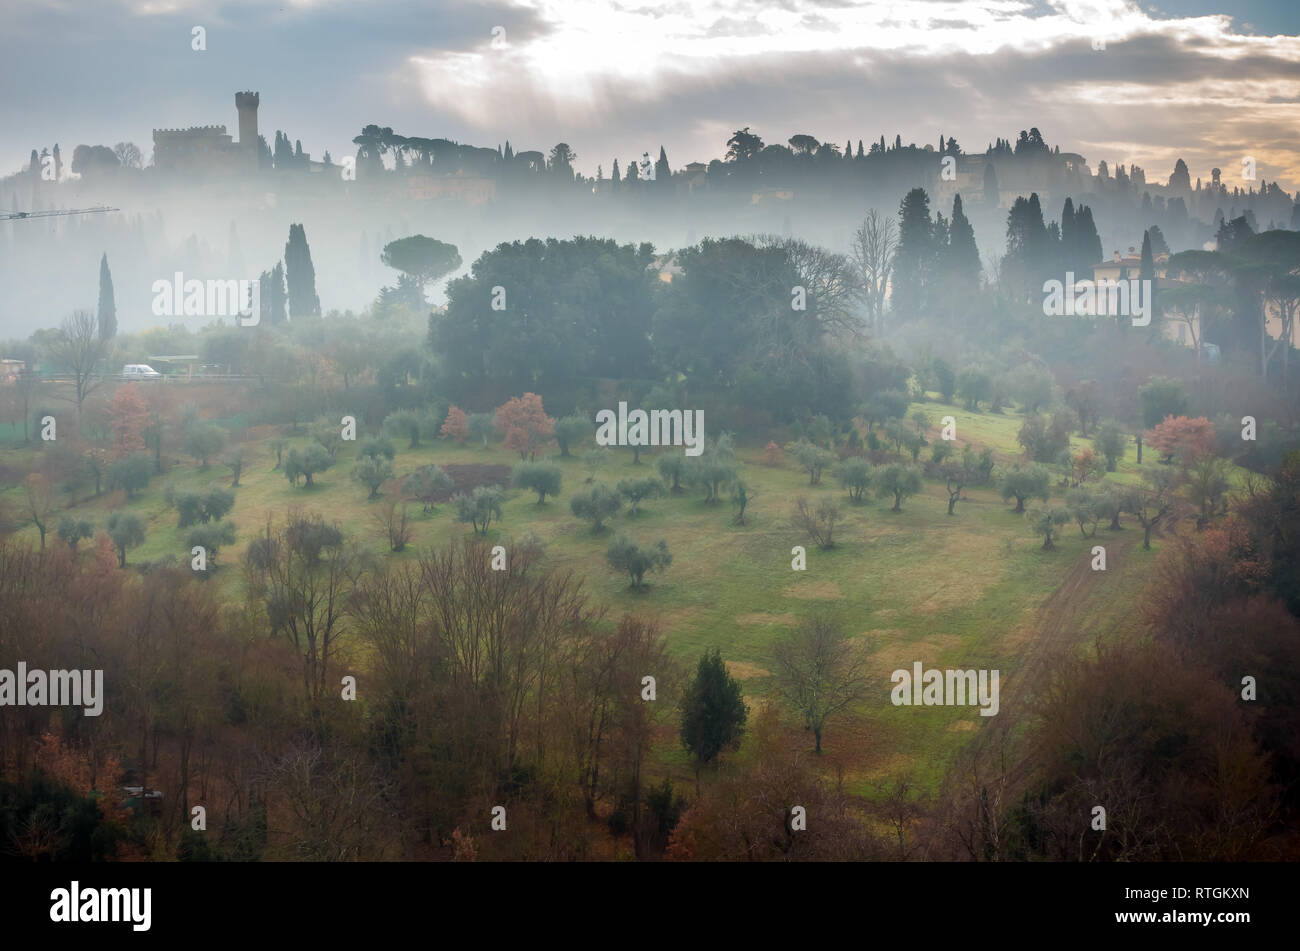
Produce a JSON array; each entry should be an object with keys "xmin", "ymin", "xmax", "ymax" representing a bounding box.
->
[
  {"xmin": 399, "ymin": 0, "xmax": 1300, "ymax": 188},
  {"xmin": 1, "ymin": 0, "xmax": 1297, "ymax": 191}
]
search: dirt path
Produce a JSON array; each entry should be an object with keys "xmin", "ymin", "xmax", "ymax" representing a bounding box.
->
[
  {"xmin": 977, "ymin": 528, "xmax": 1145, "ymax": 790},
  {"xmin": 1004, "ymin": 532, "xmax": 1138, "ymax": 711}
]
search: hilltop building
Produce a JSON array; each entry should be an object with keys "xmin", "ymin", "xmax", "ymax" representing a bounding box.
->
[{"xmin": 152, "ymin": 92, "xmax": 260, "ymax": 174}]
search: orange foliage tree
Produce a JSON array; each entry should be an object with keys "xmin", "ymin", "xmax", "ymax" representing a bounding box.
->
[
  {"xmin": 495, "ymin": 393, "xmax": 554, "ymax": 461},
  {"xmin": 440, "ymin": 405, "xmax": 469, "ymax": 443},
  {"xmin": 1144, "ymin": 415, "xmax": 1216, "ymax": 465},
  {"xmin": 1071, "ymin": 447, "xmax": 1102, "ymax": 485},
  {"xmin": 761, "ymin": 441, "xmax": 784, "ymax": 466},
  {"xmin": 109, "ymin": 383, "xmax": 150, "ymax": 456}
]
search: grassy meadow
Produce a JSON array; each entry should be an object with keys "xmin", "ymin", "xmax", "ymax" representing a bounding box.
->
[{"xmin": 0, "ymin": 395, "xmax": 1180, "ymax": 801}]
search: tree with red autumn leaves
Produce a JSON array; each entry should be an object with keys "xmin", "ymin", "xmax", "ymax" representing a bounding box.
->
[
  {"xmin": 440, "ymin": 405, "xmax": 469, "ymax": 443},
  {"xmin": 1144, "ymin": 414, "xmax": 1217, "ymax": 465},
  {"xmin": 495, "ymin": 393, "xmax": 554, "ymax": 461}
]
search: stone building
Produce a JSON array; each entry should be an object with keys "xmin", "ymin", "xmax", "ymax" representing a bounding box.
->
[{"xmin": 152, "ymin": 91, "xmax": 259, "ymax": 174}]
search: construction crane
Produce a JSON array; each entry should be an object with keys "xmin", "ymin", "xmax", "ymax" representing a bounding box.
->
[{"xmin": 1, "ymin": 205, "xmax": 118, "ymax": 221}]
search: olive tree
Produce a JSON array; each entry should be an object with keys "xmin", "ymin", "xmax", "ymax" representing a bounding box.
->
[
  {"xmin": 876, "ymin": 463, "xmax": 922, "ymax": 511},
  {"xmin": 513, "ymin": 462, "xmax": 563, "ymax": 504},
  {"xmin": 999, "ymin": 463, "xmax": 1051, "ymax": 513},
  {"xmin": 617, "ymin": 476, "xmax": 664, "ymax": 515},
  {"xmin": 606, "ymin": 536, "xmax": 672, "ymax": 590},
  {"xmin": 571, "ymin": 484, "xmax": 621, "ymax": 532}
]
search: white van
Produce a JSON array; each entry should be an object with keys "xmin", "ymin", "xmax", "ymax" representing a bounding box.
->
[{"xmin": 122, "ymin": 364, "xmax": 162, "ymax": 379}]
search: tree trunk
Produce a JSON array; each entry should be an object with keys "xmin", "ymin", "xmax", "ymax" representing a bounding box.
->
[{"xmin": 1143, "ymin": 523, "xmax": 1152, "ymax": 550}]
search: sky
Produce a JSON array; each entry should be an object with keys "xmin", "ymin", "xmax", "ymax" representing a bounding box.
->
[{"xmin": 2, "ymin": 0, "xmax": 1298, "ymax": 192}]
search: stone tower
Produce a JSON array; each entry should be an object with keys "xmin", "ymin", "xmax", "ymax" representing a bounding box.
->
[{"xmin": 235, "ymin": 91, "xmax": 259, "ymax": 164}]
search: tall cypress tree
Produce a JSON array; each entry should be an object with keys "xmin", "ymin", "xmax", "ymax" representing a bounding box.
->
[
  {"xmin": 1059, "ymin": 197, "xmax": 1076, "ymax": 270},
  {"xmin": 97, "ymin": 253, "xmax": 117, "ymax": 340},
  {"xmin": 259, "ymin": 262, "xmax": 288, "ymax": 325},
  {"xmin": 1074, "ymin": 204, "xmax": 1103, "ymax": 268},
  {"xmin": 894, "ymin": 187, "xmax": 935, "ymax": 318},
  {"xmin": 610, "ymin": 158, "xmax": 621, "ymax": 193},
  {"xmin": 274, "ymin": 131, "xmax": 293, "ymax": 169},
  {"xmin": 946, "ymin": 194, "xmax": 981, "ymax": 290},
  {"xmin": 1138, "ymin": 229, "xmax": 1156, "ymax": 324},
  {"xmin": 284, "ymin": 223, "xmax": 320, "ymax": 317},
  {"xmin": 655, "ymin": 146, "xmax": 670, "ymax": 187},
  {"xmin": 1004, "ymin": 193, "xmax": 1049, "ymax": 301}
]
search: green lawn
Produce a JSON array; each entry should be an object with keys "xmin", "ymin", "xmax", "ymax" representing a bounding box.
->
[{"xmin": 0, "ymin": 403, "xmax": 1198, "ymax": 798}]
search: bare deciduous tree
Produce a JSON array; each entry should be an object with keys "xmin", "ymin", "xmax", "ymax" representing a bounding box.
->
[
  {"xmin": 772, "ymin": 614, "xmax": 869, "ymax": 753},
  {"xmin": 754, "ymin": 233, "xmax": 863, "ymax": 338},
  {"xmin": 791, "ymin": 496, "xmax": 841, "ymax": 549},
  {"xmin": 23, "ymin": 473, "xmax": 54, "ymax": 549},
  {"xmin": 372, "ymin": 499, "xmax": 412, "ymax": 552},
  {"xmin": 849, "ymin": 209, "xmax": 896, "ymax": 336},
  {"xmin": 113, "ymin": 141, "xmax": 143, "ymax": 169},
  {"xmin": 48, "ymin": 310, "xmax": 106, "ymax": 423}
]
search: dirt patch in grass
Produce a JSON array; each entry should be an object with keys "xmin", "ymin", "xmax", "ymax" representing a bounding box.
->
[
  {"xmin": 782, "ymin": 580, "xmax": 843, "ymax": 599},
  {"xmin": 737, "ymin": 612, "xmax": 798, "ymax": 626},
  {"xmin": 855, "ymin": 628, "xmax": 904, "ymax": 652},
  {"xmin": 871, "ymin": 634, "xmax": 962, "ymax": 671},
  {"xmin": 726, "ymin": 660, "xmax": 772, "ymax": 680}
]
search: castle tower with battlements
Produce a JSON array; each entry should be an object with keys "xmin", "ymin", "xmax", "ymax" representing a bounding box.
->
[
  {"xmin": 152, "ymin": 91, "xmax": 261, "ymax": 175},
  {"xmin": 235, "ymin": 91, "xmax": 259, "ymax": 164}
]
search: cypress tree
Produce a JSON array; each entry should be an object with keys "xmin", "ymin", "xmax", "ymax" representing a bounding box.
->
[
  {"xmin": 1139, "ymin": 229, "xmax": 1156, "ymax": 323},
  {"xmin": 97, "ymin": 253, "xmax": 117, "ymax": 340},
  {"xmin": 1060, "ymin": 197, "xmax": 1076, "ymax": 270},
  {"xmin": 283, "ymin": 223, "xmax": 320, "ymax": 317},
  {"xmin": 947, "ymin": 194, "xmax": 981, "ymax": 290},
  {"xmin": 259, "ymin": 262, "xmax": 288, "ymax": 325},
  {"xmin": 1074, "ymin": 204, "xmax": 1102, "ymax": 268},
  {"xmin": 894, "ymin": 187, "xmax": 935, "ymax": 318}
]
